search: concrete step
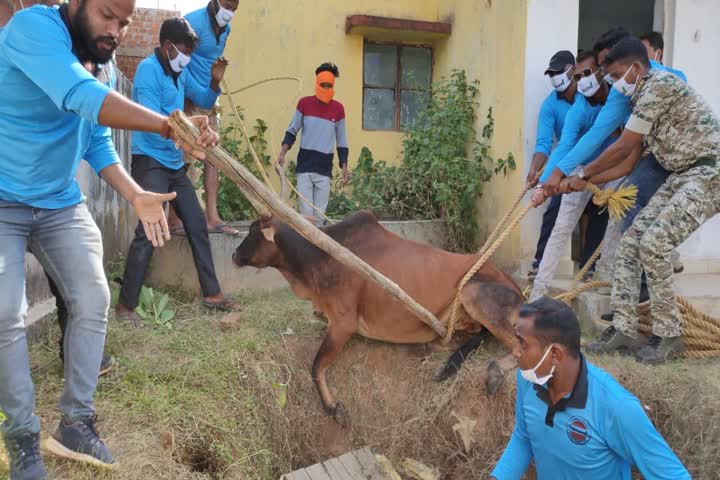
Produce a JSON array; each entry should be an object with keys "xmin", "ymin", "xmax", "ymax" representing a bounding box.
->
[{"xmin": 554, "ymin": 273, "xmax": 720, "ymax": 336}]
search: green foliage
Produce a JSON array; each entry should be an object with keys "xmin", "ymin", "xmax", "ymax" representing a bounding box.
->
[
  {"xmin": 327, "ymin": 70, "xmax": 516, "ymax": 251},
  {"xmin": 136, "ymin": 286, "xmax": 175, "ymax": 330},
  {"xmin": 200, "ymin": 110, "xmax": 272, "ymax": 221}
]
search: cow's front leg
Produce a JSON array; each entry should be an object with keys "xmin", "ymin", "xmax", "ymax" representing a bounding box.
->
[
  {"xmin": 311, "ymin": 315, "xmax": 355, "ymax": 427},
  {"xmin": 459, "ymin": 281, "xmax": 522, "ymax": 394}
]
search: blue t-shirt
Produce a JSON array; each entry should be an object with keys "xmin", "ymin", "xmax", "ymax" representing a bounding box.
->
[
  {"xmin": 540, "ymin": 94, "xmax": 617, "ymax": 182},
  {"xmin": 551, "ymin": 60, "xmax": 688, "ymax": 177},
  {"xmin": 0, "ymin": 5, "xmax": 118, "ymax": 209},
  {"xmin": 491, "ymin": 358, "xmax": 691, "ymax": 480},
  {"xmin": 534, "ymin": 91, "xmax": 579, "ymax": 156},
  {"xmin": 184, "ymin": 6, "xmax": 230, "ymax": 94},
  {"xmin": 131, "ymin": 51, "xmax": 220, "ymax": 169}
]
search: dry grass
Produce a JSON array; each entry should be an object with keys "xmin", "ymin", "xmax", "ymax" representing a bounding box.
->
[{"xmin": 1, "ymin": 289, "xmax": 718, "ymax": 479}]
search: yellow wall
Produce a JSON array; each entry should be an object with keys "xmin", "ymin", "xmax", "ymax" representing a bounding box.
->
[
  {"xmin": 223, "ymin": 0, "xmax": 443, "ymax": 166},
  {"xmin": 434, "ymin": 0, "xmax": 528, "ymax": 268},
  {"xmin": 224, "ymin": 0, "xmax": 528, "ymax": 268}
]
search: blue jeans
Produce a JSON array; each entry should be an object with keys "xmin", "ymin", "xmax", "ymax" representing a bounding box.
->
[
  {"xmin": 596, "ymin": 153, "xmax": 672, "ymax": 299},
  {"xmin": 0, "ymin": 201, "xmax": 109, "ymax": 438}
]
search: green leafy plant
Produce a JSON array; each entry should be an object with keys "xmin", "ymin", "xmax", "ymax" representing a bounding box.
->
[
  {"xmin": 136, "ymin": 286, "xmax": 175, "ymax": 330},
  {"xmin": 197, "ymin": 111, "xmax": 272, "ymax": 221},
  {"xmin": 327, "ymin": 70, "xmax": 515, "ymax": 251}
]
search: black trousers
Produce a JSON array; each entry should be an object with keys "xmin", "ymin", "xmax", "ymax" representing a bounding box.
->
[
  {"xmin": 119, "ymin": 155, "xmax": 221, "ymax": 309},
  {"xmin": 46, "ymin": 273, "xmax": 68, "ymax": 361}
]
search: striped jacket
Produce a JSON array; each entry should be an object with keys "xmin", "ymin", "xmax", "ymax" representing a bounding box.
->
[{"xmin": 282, "ymin": 96, "xmax": 349, "ymax": 177}]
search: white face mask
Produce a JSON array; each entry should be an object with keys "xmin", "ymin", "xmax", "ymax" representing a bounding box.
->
[
  {"xmin": 214, "ymin": 0, "xmax": 234, "ymax": 28},
  {"xmin": 577, "ymin": 72, "xmax": 601, "ymax": 97},
  {"xmin": 168, "ymin": 43, "xmax": 191, "ymax": 73},
  {"xmin": 520, "ymin": 345, "xmax": 556, "ymax": 386},
  {"xmin": 550, "ymin": 67, "xmax": 572, "ymax": 93},
  {"xmin": 603, "ymin": 73, "xmax": 615, "ymax": 86},
  {"xmin": 613, "ymin": 63, "xmax": 639, "ymax": 97}
]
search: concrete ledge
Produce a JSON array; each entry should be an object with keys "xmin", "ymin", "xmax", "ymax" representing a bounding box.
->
[
  {"xmin": 146, "ymin": 219, "xmax": 448, "ymax": 295},
  {"xmin": 571, "ymin": 273, "xmax": 720, "ymax": 337}
]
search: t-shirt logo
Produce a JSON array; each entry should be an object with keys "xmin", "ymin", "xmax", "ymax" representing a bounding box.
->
[{"xmin": 566, "ymin": 416, "xmax": 591, "ymax": 445}]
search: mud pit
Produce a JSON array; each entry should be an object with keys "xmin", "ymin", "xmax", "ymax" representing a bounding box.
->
[{"xmin": 263, "ymin": 333, "xmax": 519, "ymax": 478}]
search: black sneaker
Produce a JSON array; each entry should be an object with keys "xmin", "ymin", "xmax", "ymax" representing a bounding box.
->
[
  {"xmin": 43, "ymin": 416, "xmax": 117, "ymax": 470},
  {"xmin": 4, "ymin": 432, "xmax": 47, "ymax": 480},
  {"xmin": 585, "ymin": 326, "xmax": 642, "ymax": 355},
  {"xmin": 600, "ymin": 312, "xmax": 614, "ymax": 322},
  {"xmin": 635, "ymin": 335, "xmax": 685, "ymax": 365}
]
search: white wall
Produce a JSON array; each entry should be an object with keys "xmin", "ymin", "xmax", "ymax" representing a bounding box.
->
[
  {"xmin": 519, "ymin": 0, "xmax": 579, "ymax": 274},
  {"xmin": 668, "ymin": 0, "xmax": 720, "ymax": 273}
]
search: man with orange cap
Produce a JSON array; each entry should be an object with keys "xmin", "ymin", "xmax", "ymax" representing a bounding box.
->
[{"xmin": 277, "ymin": 62, "xmax": 349, "ymax": 226}]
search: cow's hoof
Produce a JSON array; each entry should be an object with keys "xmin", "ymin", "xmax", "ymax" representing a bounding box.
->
[
  {"xmin": 331, "ymin": 402, "xmax": 351, "ymax": 428},
  {"xmin": 485, "ymin": 360, "xmax": 506, "ymax": 396}
]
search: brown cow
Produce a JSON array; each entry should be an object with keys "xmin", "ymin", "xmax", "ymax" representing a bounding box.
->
[{"xmin": 232, "ymin": 211, "xmax": 523, "ymax": 425}]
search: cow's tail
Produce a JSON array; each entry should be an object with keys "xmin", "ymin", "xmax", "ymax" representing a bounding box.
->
[{"xmin": 434, "ymin": 330, "xmax": 490, "ymax": 382}]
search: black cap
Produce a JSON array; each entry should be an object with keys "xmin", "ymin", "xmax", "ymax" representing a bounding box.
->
[{"xmin": 544, "ymin": 50, "xmax": 575, "ymax": 75}]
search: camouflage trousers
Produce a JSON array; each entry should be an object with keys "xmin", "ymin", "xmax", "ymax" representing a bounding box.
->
[{"xmin": 612, "ymin": 164, "xmax": 720, "ymax": 337}]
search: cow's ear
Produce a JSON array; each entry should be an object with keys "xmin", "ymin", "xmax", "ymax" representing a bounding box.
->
[{"xmin": 261, "ymin": 225, "xmax": 276, "ymax": 243}]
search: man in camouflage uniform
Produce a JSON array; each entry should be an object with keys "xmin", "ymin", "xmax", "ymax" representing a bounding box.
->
[{"xmin": 563, "ymin": 36, "xmax": 720, "ymax": 364}]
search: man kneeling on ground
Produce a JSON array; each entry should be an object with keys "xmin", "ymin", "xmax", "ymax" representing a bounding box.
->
[{"xmin": 490, "ymin": 298, "xmax": 689, "ymax": 480}]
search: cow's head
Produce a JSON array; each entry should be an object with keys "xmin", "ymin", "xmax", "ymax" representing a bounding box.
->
[{"xmin": 232, "ymin": 213, "xmax": 282, "ymax": 268}]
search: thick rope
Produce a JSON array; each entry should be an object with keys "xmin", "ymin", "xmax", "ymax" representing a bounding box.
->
[
  {"xmin": 555, "ymin": 281, "xmax": 610, "ymax": 304},
  {"xmin": 683, "ymin": 350, "xmax": 720, "ymax": 359},
  {"xmin": 445, "ymin": 181, "xmax": 637, "ymax": 343},
  {"xmin": 572, "ymin": 240, "xmax": 604, "ymax": 286},
  {"xmin": 443, "ymin": 203, "xmax": 534, "ymax": 344},
  {"xmin": 479, "ymin": 185, "xmax": 531, "ymax": 254}
]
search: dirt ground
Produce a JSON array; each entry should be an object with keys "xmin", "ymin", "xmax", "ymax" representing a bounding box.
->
[{"xmin": 2, "ymin": 290, "xmax": 719, "ymax": 479}]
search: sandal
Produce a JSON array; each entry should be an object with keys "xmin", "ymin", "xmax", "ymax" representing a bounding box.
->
[
  {"xmin": 170, "ymin": 225, "xmax": 186, "ymax": 236},
  {"xmin": 202, "ymin": 297, "xmax": 239, "ymax": 312},
  {"xmin": 207, "ymin": 222, "xmax": 239, "ymax": 236}
]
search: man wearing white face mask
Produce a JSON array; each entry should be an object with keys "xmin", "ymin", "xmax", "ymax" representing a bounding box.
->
[
  {"xmin": 177, "ymin": 0, "xmax": 240, "ymax": 237},
  {"xmin": 490, "ymin": 297, "xmax": 690, "ymax": 480},
  {"xmin": 528, "ymin": 50, "xmax": 618, "ymax": 302},
  {"xmin": 526, "ymin": 51, "xmax": 583, "ymax": 281},
  {"xmin": 116, "ymin": 17, "xmax": 238, "ymax": 319},
  {"xmin": 566, "ymin": 37, "xmax": 720, "ymax": 364}
]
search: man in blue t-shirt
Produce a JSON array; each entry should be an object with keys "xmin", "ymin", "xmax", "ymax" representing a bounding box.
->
[
  {"xmin": 0, "ymin": 2, "xmax": 218, "ymax": 477},
  {"xmin": 526, "ymin": 50, "xmax": 578, "ymax": 281},
  {"xmin": 116, "ymin": 17, "xmax": 237, "ymax": 319},
  {"xmin": 490, "ymin": 298, "xmax": 690, "ymax": 480},
  {"xmin": 170, "ymin": 0, "xmax": 239, "ymax": 237}
]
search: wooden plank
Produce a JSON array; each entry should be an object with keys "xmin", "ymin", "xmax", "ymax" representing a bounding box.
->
[
  {"xmin": 352, "ymin": 448, "xmax": 385, "ymax": 479},
  {"xmin": 282, "ymin": 469, "xmax": 313, "ymax": 480},
  {"xmin": 336, "ymin": 452, "xmax": 364, "ymax": 479},
  {"xmin": 322, "ymin": 457, "xmax": 355, "ymax": 480},
  {"xmin": 303, "ymin": 463, "xmax": 334, "ymax": 480}
]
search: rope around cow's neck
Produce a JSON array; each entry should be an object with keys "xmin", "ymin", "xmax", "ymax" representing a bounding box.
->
[{"xmin": 442, "ymin": 182, "xmax": 638, "ymax": 344}]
